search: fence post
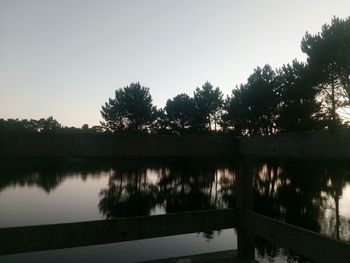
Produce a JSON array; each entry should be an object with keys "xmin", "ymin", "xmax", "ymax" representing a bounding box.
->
[{"xmin": 236, "ymin": 158, "xmax": 255, "ymax": 260}]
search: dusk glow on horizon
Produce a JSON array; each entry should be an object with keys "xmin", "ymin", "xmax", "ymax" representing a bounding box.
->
[{"xmin": 1, "ymin": 0, "xmax": 350, "ymax": 127}]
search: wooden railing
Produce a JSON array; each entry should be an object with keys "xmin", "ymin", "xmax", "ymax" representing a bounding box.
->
[
  {"xmin": 243, "ymin": 211, "xmax": 350, "ymax": 263},
  {"xmin": 0, "ymin": 208, "xmax": 349, "ymax": 262},
  {"xmin": 1, "ymin": 160, "xmax": 349, "ymax": 262},
  {"xmin": 0, "ymin": 209, "xmax": 237, "ymax": 255}
]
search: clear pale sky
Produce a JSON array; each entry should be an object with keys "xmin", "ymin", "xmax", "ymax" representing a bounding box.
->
[{"xmin": 1, "ymin": 0, "xmax": 349, "ymax": 127}]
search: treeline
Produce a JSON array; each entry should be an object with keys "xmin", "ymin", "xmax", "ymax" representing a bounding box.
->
[
  {"xmin": 101, "ymin": 17, "xmax": 350, "ymax": 136},
  {"xmin": 0, "ymin": 117, "xmax": 101, "ymax": 133},
  {"xmin": 1, "ymin": 17, "xmax": 350, "ymax": 136}
]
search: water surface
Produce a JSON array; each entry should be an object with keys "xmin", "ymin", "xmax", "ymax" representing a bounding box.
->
[{"xmin": 0, "ymin": 157, "xmax": 349, "ymax": 262}]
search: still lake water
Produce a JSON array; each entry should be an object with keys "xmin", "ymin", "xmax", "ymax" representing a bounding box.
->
[{"xmin": 0, "ymin": 157, "xmax": 349, "ymax": 262}]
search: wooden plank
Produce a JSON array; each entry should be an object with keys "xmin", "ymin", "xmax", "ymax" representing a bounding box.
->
[
  {"xmin": 243, "ymin": 211, "xmax": 350, "ymax": 263},
  {"xmin": 0, "ymin": 208, "xmax": 238, "ymax": 256},
  {"xmin": 235, "ymin": 160, "xmax": 255, "ymax": 260},
  {"xmin": 141, "ymin": 250, "xmax": 255, "ymax": 263}
]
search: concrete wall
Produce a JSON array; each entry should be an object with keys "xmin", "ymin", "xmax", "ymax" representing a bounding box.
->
[
  {"xmin": 0, "ymin": 133, "xmax": 237, "ymax": 157},
  {"xmin": 238, "ymin": 129, "xmax": 350, "ymax": 159}
]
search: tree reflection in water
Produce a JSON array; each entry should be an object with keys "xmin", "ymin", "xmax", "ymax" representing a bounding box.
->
[
  {"xmin": 0, "ymin": 158, "xmax": 110, "ymax": 193},
  {"xmin": 98, "ymin": 166, "xmax": 159, "ymax": 218},
  {"xmin": 1, "ymin": 157, "xmax": 349, "ymax": 260},
  {"xmin": 252, "ymin": 161, "xmax": 350, "ymax": 261},
  {"xmin": 252, "ymin": 161, "xmax": 350, "ymax": 242},
  {"xmin": 96, "ymin": 159, "xmax": 234, "ymax": 239}
]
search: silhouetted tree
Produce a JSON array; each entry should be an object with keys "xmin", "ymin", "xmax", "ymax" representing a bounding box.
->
[
  {"xmin": 165, "ymin": 94, "xmax": 195, "ymax": 134},
  {"xmin": 276, "ymin": 60, "xmax": 324, "ymax": 132},
  {"xmin": 0, "ymin": 117, "xmax": 62, "ymax": 133},
  {"xmin": 248, "ymin": 65, "xmax": 279, "ymax": 135},
  {"xmin": 0, "ymin": 119, "xmax": 32, "ymax": 133},
  {"xmin": 36, "ymin": 116, "xmax": 62, "ymax": 132},
  {"xmin": 150, "ymin": 107, "xmax": 171, "ymax": 134},
  {"xmin": 223, "ymin": 65, "xmax": 278, "ymax": 135},
  {"xmin": 100, "ymin": 83, "xmax": 154, "ymax": 132},
  {"xmin": 301, "ymin": 16, "xmax": 350, "ymax": 127},
  {"xmin": 222, "ymin": 85, "xmax": 250, "ymax": 135},
  {"xmin": 193, "ymin": 82, "xmax": 223, "ymax": 131}
]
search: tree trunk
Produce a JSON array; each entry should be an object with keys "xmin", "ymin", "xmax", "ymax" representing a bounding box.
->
[{"xmin": 331, "ymin": 79, "xmax": 337, "ymax": 129}]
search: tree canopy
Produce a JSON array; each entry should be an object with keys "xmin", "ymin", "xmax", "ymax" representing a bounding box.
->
[
  {"xmin": 165, "ymin": 94, "xmax": 195, "ymax": 134},
  {"xmin": 0, "ymin": 117, "xmax": 61, "ymax": 133},
  {"xmin": 193, "ymin": 82, "xmax": 223, "ymax": 132},
  {"xmin": 301, "ymin": 16, "xmax": 350, "ymax": 127},
  {"xmin": 223, "ymin": 65, "xmax": 278, "ymax": 136},
  {"xmin": 276, "ymin": 60, "xmax": 323, "ymax": 132},
  {"xmin": 101, "ymin": 83, "xmax": 154, "ymax": 132},
  {"xmin": 0, "ymin": 117, "xmax": 100, "ymax": 133}
]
